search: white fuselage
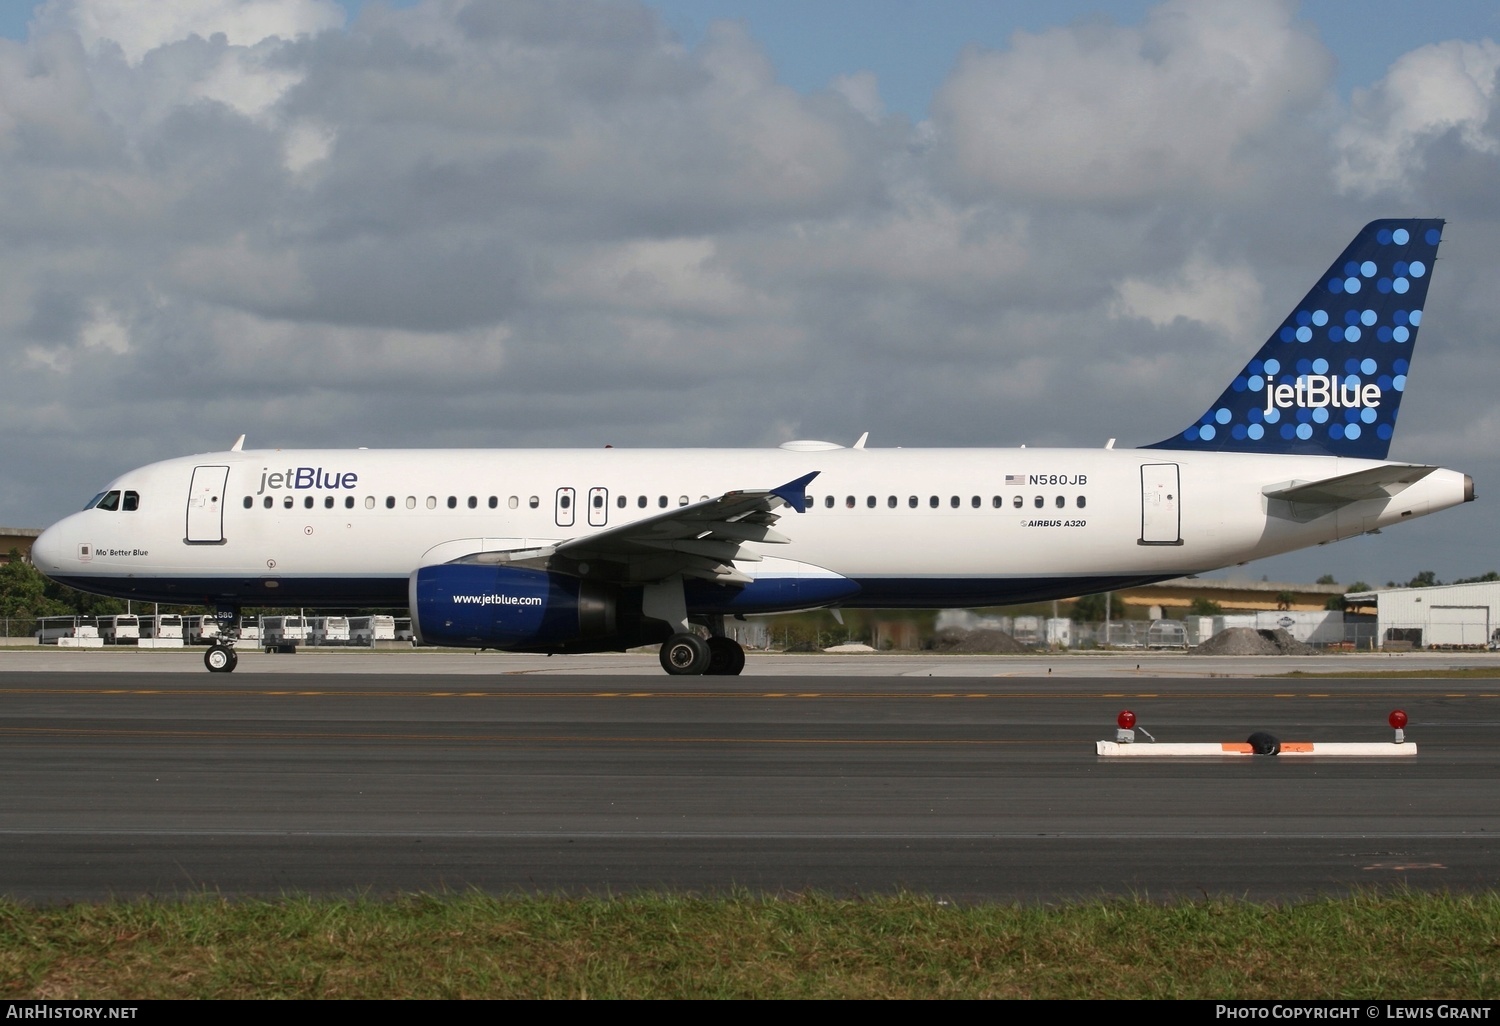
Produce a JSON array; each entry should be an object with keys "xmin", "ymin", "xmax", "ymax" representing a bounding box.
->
[{"xmin": 30, "ymin": 444, "xmax": 1472, "ymax": 611}]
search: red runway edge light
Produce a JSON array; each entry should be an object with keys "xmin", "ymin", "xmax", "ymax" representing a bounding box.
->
[
  {"xmin": 1117, "ymin": 710, "xmax": 1136, "ymax": 730},
  {"xmin": 1389, "ymin": 708, "xmax": 1407, "ymax": 744}
]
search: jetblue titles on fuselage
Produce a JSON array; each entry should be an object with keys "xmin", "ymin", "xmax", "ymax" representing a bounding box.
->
[{"xmin": 256, "ymin": 467, "xmax": 359, "ymax": 495}]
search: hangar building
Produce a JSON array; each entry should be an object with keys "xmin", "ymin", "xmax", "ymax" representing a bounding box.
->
[{"xmin": 1344, "ymin": 582, "xmax": 1500, "ymax": 649}]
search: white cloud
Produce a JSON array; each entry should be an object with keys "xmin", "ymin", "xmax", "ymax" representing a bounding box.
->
[
  {"xmin": 548, "ymin": 237, "xmax": 761, "ymax": 317},
  {"xmin": 79, "ymin": 303, "xmax": 130, "ymax": 353},
  {"xmin": 932, "ymin": 0, "xmax": 1330, "ymax": 203},
  {"xmin": 1110, "ymin": 255, "xmax": 1264, "ymax": 337},
  {"xmin": 188, "ymin": 40, "xmax": 304, "ymax": 119},
  {"xmin": 1333, "ymin": 39, "xmax": 1500, "ymax": 196},
  {"xmin": 46, "ymin": 0, "xmax": 343, "ymax": 63},
  {"xmin": 281, "ymin": 119, "xmax": 334, "ymax": 174},
  {"xmin": 831, "ymin": 70, "xmax": 883, "ymax": 123}
]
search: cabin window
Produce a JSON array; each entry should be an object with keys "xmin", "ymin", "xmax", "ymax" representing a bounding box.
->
[
  {"xmin": 824, "ymin": 496, "xmax": 834, "ymax": 509},
  {"xmin": 529, "ymin": 496, "xmax": 540, "ymax": 509},
  {"xmin": 406, "ymin": 497, "xmax": 416, "ymax": 509},
  {"xmin": 95, "ymin": 491, "xmax": 121, "ymax": 512},
  {"xmin": 592, "ymin": 494, "xmax": 604, "ymax": 509},
  {"xmin": 364, "ymin": 497, "xmax": 375, "ymax": 509},
  {"xmin": 265, "ymin": 496, "xmax": 274, "ymax": 509},
  {"xmin": 1077, "ymin": 496, "xmax": 1087, "ymax": 508},
  {"xmin": 633, "ymin": 496, "xmax": 644, "ymax": 508},
  {"xmin": 908, "ymin": 496, "xmax": 918, "ymax": 508},
  {"xmin": 243, "ymin": 497, "xmax": 253, "ymax": 509},
  {"xmin": 284, "ymin": 496, "xmax": 295, "ymax": 509},
  {"xmin": 678, "ymin": 496, "xmax": 688, "ymax": 506},
  {"xmin": 887, "ymin": 496, "xmax": 897, "ymax": 509},
  {"xmin": 929, "ymin": 496, "xmax": 939, "ymax": 508},
  {"xmin": 305, "ymin": 496, "xmax": 315, "ymax": 509},
  {"xmin": 992, "ymin": 496, "xmax": 1002, "ymax": 508},
  {"xmin": 448, "ymin": 496, "xmax": 458, "ymax": 509},
  {"xmin": 385, "ymin": 496, "xmax": 395, "ymax": 509},
  {"xmin": 509, "ymin": 496, "xmax": 519, "ymax": 509},
  {"xmin": 845, "ymin": 495, "xmax": 855, "ymax": 509},
  {"xmin": 950, "ymin": 496, "xmax": 960, "ymax": 509},
  {"xmin": 558, "ymin": 495, "xmax": 570, "ymax": 510},
  {"xmin": 345, "ymin": 496, "xmax": 355, "ymax": 509},
  {"xmin": 1033, "ymin": 496, "xmax": 1043, "ymax": 508},
  {"xmin": 971, "ymin": 496, "xmax": 981, "ymax": 508},
  {"xmin": 1013, "ymin": 495, "xmax": 1023, "ymax": 509},
  {"xmin": 658, "ymin": 496, "xmax": 667, "ymax": 508},
  {"xmin": 324, "ymin": 496, "xmax": 334, "ymax": 509},
  {"xmin": 616, "ymin": 495, "xmax": 626, "ymax": 508},
  {"xmin": 489, "ymin": 496, "xmax": 499, "ymax": 509},
  {"xmin": 1055, "ymin": 495, "xmax": 1065, "ymax": 508},
  {"xmin": 122, "ymin": 491, "xmax": 139, "ymax": 512}
]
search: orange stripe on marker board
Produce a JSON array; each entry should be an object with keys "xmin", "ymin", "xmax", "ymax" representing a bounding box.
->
[
  {"xmin": 1220, "ymin": 742, "xmax": 1254, "ymax": 753},
  {"xmin": 1281, "ymin": 742, "xmax": 1314, "ymax": 752}
]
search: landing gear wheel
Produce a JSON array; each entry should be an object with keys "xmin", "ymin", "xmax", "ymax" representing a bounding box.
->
[
  {"xmin": 705, "ymin": 636, "xmax": 745, "ymax": 675},
  {"xmin": 204, "ymin": 644, "xmax": 238, "ymax": 673},
  {"xmin": 660, "ymin": 633, "xmax": 711, "ymax": 675}
]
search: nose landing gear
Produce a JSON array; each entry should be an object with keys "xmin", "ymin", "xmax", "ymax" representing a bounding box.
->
[
  {"xmin": 204, "ymin": 606, "xmax": 240, "ymax": 673},
  {"xmin": 204, "ymin": 644, "xmax": 238, "ymax": 673}
]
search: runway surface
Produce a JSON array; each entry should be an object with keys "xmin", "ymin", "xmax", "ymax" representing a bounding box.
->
[{"xmin": 1, "ymin": 652, "xmax": 1497, "ymax": 903}]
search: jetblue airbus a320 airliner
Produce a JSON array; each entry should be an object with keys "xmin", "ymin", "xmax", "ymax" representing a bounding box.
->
[{"xmin": 30, "ymin": 220, "xmax": 1473, "ymax": 675}]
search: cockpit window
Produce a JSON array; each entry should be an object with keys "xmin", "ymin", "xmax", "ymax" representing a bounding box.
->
[
  {"xmin": 84, "ymin": 492, "xmax": 107, "ymax": 511},
  {"xmin": 94, "ymin": 491, "xmax": 121, "ymax": 512},
  {"xmin": 122, "ymin": 491, "xmax": 139, "ymax": 512}
]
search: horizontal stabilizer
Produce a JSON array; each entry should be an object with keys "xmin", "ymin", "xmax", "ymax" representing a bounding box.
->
[{"xmin": 1264, "ymin": 464, "xmax": 1436, "ymax": 521}]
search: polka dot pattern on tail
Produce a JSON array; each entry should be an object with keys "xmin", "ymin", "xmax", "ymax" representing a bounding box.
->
[{"xmin": 1146, "ymin": 219, "xmax": 1443, "ymax": 460}]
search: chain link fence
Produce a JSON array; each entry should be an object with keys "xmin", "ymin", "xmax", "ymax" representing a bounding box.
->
[{"xmin": 7, "ymin": 615, "xmax": 415, "ymax": 648}]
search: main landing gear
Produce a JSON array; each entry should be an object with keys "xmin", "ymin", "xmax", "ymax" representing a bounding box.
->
[{"xmin": 658, "ymin": 633, "xmax": 745, "ymax": 676}]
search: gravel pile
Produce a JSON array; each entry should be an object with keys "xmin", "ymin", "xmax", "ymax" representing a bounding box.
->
[
  {"xmin": 928, "ymin": 627, "xmax": 1030, "ymax": 654},
  {"xmin": 1195, "ymin": 627, "xmax": 1317, "ymax": 655}
]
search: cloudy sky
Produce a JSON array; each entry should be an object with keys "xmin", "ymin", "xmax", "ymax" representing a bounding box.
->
[{"xmin": 1, "ymin": 0, "xmax": 1498, "ymax": 588}]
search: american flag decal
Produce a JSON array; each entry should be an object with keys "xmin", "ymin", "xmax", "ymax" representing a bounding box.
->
[{"xmin": 1005, "ymin": 474, "xmax": 1025, "ymax": 486}]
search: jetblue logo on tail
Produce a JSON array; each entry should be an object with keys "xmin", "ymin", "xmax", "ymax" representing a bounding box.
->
[{"xmin": 1148, "ymin": 220, "xmax": 1442, "ymax": 460}]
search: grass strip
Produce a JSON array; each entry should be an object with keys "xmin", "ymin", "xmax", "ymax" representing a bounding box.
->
[{"xmin": 3, "ymin": 891, "xmax": 1499, "ymax": 999}]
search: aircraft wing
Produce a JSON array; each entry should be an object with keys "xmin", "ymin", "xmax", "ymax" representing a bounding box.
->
[
  {"xmin": 1263, "ymin": 464, "xmax": 1437, "ymax": 521},
  {"xmin": 458, "ymin": 471, "xmax": 819, "ymax": 584}
]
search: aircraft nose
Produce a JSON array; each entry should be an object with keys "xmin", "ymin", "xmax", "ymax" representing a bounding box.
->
[{"xmin": 30, "ymin": 519, "xmax": 71, "ymax": 572}]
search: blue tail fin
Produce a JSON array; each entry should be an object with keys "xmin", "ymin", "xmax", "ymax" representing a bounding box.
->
[{"xmin": 1146, "ymin": 219, "xmax": 1444, "ymax": 460}]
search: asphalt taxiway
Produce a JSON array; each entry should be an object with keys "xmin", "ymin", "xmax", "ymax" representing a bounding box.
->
[{"xmin": 1, "ymin": 649, "xmax": 1497, "ymax": 903}]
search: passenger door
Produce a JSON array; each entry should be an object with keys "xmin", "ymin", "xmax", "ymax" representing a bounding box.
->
[
  {"xmin": 185, "ymin": 465, "xmax": 230, "ymax": 543},
  {"xmin": 1139, "ymin": 463, "xmax": 1182, "ymax": 545}
]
